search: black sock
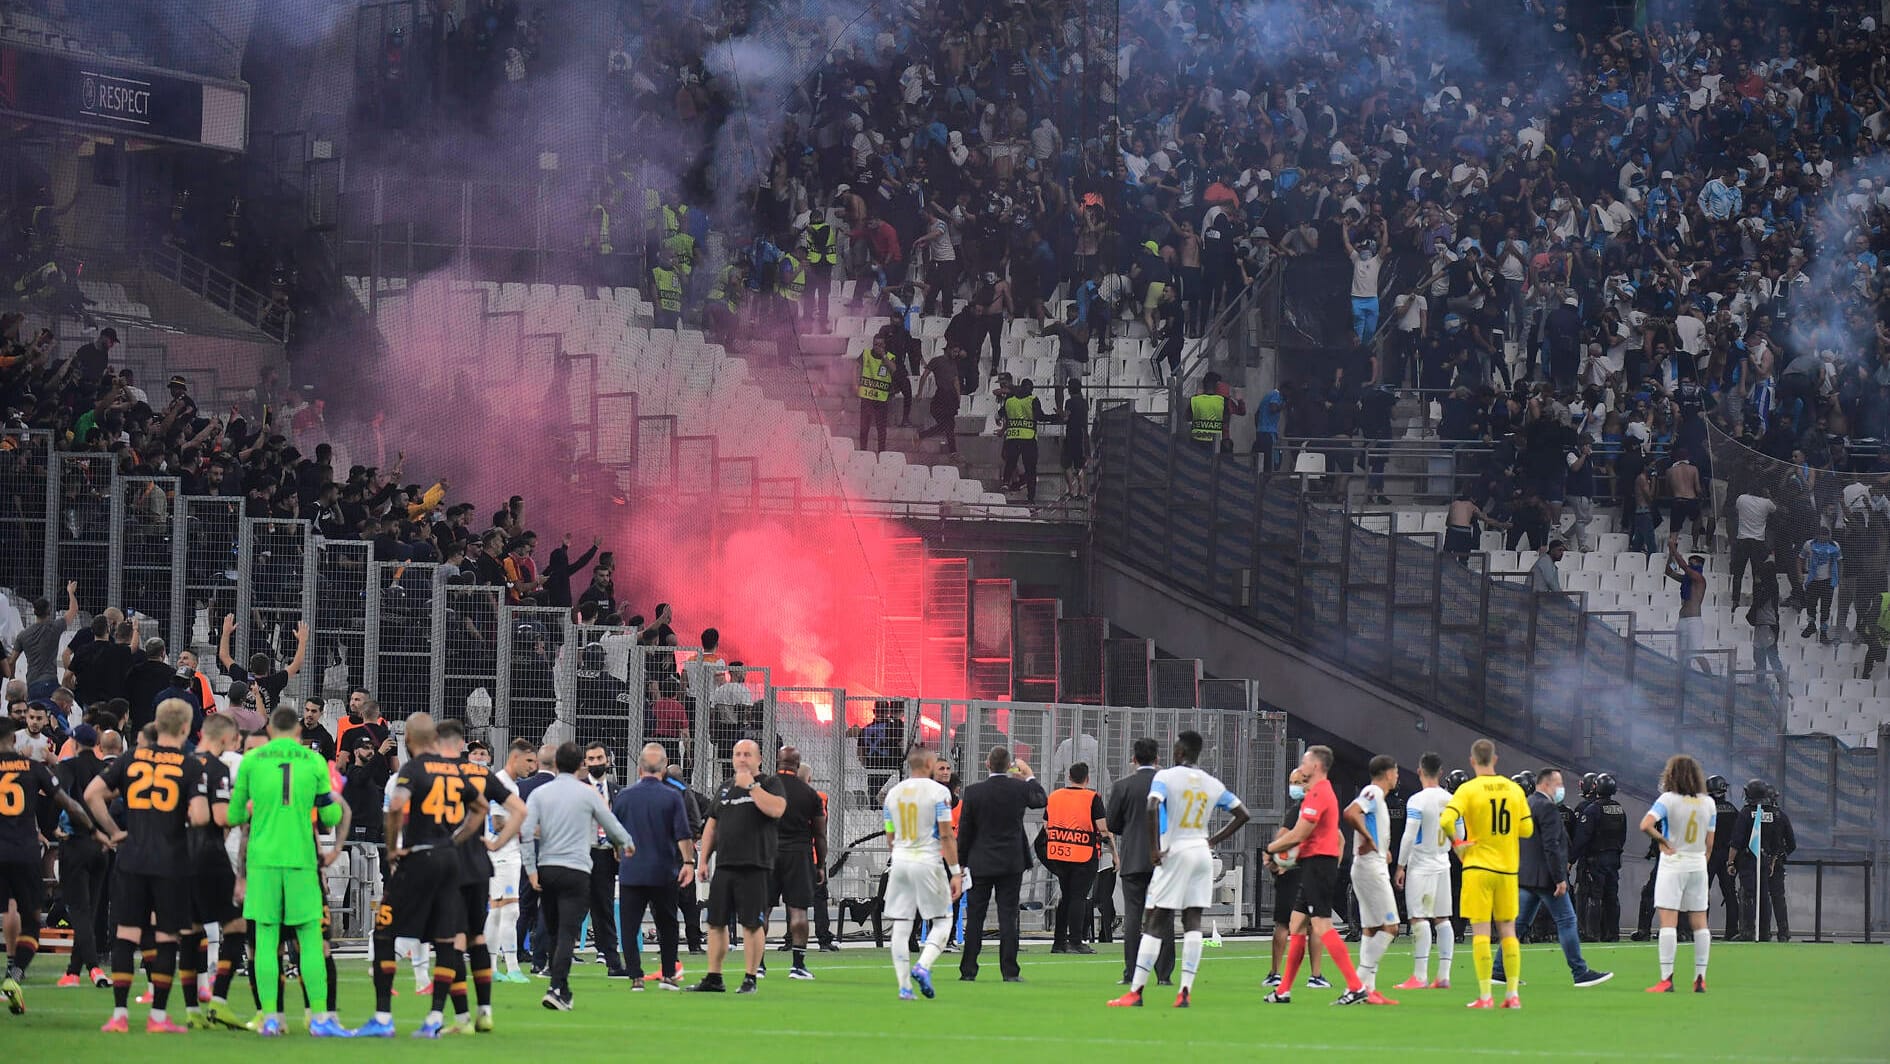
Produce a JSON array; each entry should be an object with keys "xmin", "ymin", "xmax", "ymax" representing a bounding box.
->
[
  {"xmin": 431, "ymin": 944, "xmax": 463, "ymax": 1015},
  {"xmin": 469, "ymin": 943, "xmax": 492, "ymax": 1009},
  {"xmin": 325, "ymin": 954, "xmax": 339, "ymax": 1012},
  {"xmin": 110, "ymin": 938, "xmax": 136, "ymax": 1009},
  {"xmin": 793, "ymin": 946, "xmax": 806, "ymax": 969},
  {"xmin": 449, "ymin": 948, "xmax": 469, "ymax": 1017},
  {"xmin": 214, "ymin": 929, "xmax": 245, "ymax": 1001},
  {"xmin": 372, "ymin": 933, "xmax": 397, "ymax": 1014},
  {"xmin": 149, "ymin": 941, "xmax": 178, "ymax": 1012},
  {"xmin": 178, "ymin": 932, "xmax": 204, "ymax": 1009}
]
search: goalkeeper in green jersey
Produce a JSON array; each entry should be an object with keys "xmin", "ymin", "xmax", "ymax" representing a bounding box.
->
[{"xmin": 228, "ymin": 707, "xmax": 353, "ymax": 1037}]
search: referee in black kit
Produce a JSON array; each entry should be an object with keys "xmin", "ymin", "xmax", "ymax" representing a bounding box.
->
[{"xmin": 688, "ymin": 738, "xmax": 786, "ymax": 994}]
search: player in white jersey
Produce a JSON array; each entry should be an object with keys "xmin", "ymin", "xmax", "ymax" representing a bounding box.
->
[
  {"xmin": 1107, "ymin": 730, "xmax": 1249, "ymax": 1010},
  {"xmin": 1640, "ymin": 754, "xmax": 1717, "ymax": 994},
  {"xmin": 1343, "ymin": 755, "xmax": 1403, "ymax": 1004},
  {"xmin": 881, "ymin": 747, "xmax": 964, "ymax": 1001},
  {"xmin": 1394, "ymin": 752, "xmax": 1456, "ymax": 990},
  {"xmin": 483, "ymin": 740, "xmax": 532, "ymax": 981}
]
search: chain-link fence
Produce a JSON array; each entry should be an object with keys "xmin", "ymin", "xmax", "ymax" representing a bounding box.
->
[
  {"xmin": 108, "ymin": 475, "xmax": 178, "ymax": 643},
  {"xmin": 176, "ymin": 495, "xmax": 243, "ymax": 659},
  {"xmin": 365, "ymin": 561, "xmax": 441, "ymax": 720},
  {"xmin": 313, "ymin": 539, "xmax": 373, "ymax": 701},
  {"xmin": 499, "ymin": 604, "xmax": 569, "ymax": 751},
  {"xmin": 442, "ymin": 583, "xmax": 505, "ymax": 733},
  {"xmin": 0, "ymin": 430, "xmax": 53, "ymax": 604},
  {"xmin": 54, "ymin": 453, "xmax": 114, "ymax": 615}
]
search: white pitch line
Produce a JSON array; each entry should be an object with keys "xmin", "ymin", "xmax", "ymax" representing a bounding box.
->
[{"xmin": 545, "ymin": 1023, "xmax": 1879, "ymax": 1063}]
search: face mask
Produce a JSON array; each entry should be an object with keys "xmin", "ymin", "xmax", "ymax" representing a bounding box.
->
[
  {"xmin": 1288, "ymin": 784, "xmax": 1306, "ymax": 800},
  {"xmin": 1554, "ymin": 786, "xmax": 1567, "ymax": 804},
  {"xmin": 587, "ymin": 764, "xmax": 608, "ymax": 779}
]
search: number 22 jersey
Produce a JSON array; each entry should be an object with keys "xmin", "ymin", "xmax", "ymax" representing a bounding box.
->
[{"xmin": 1149, "ymin": 765, "xmax": 1241, "ymax": 853}]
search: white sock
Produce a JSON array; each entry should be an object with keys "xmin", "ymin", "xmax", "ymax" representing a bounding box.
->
[
  {"xmin": 151, "ymin": 1009, "xmax": 167, "ymax": 1023},
  {"xmin": 1411, "ymin": 919, "xmax": 1432, "ymax": 981},
  {"xmin": 1692, "ymin": 928, "xmax": 1711, "ymax": 978},
  {"xmin": 1658, "ymin": 927, "xmax": 1677, "ymax": 980},
  {"xmin": 1179, "ymin": 931, "xmax": 1204, "ymax": 992},
  {"xmin": 425, "ymin": 1009, "xmax": 443, "ymax": 1027},
  {"xmin": 112, "ymin": 1007, "xmax": 129, "ymax": 1020},
  {"xmin": 917, "ymin": 920, "xmax": 949, "ymax": 973},
  {"xmin": 1436, "ymin": 924, "xmax": 1455, "ymax": 982},
  {"xmin": 1130, "ymin": 933, "xmax": 1162, "ymax": 992},
  {"xmin": 374, "ymin": 1011, "xmax": 392, "ymax": 1024},
  {"xmin": 889, "ymin": 920, "xmax": 912, "ymax": 990},
  {"xmin": 1358, "ymin": 931, "xmax": 1391, "ymax": 991},
  {"xmin": 498, "ymin": 905, "xmax": 521, "ymax": 970},
  {"xmin": 204, "ymin": 924, "xmax": 222, "ymax": 980}
]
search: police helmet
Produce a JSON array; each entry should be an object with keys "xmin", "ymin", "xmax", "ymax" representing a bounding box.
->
[
  {"xmin": 1594, "ymin": 773, "xmax": 1617, "ymax": 798},
  {"xmin": 1706, "ymin": 774, "xmax": 1729, "ymax": 798},
  {"xmin": 1580, "ymin": 772, "xmax": 1598, "ymax": 798},
  {"xmin": 1744, "ymin": 778, "xmax": 1770, "ymax": 804},
  {"xmin": 1511, "ymin": 770, "xmax": 1537, "ymax": 792},
  {"xmin": 1444, "ymin": 768, "xmax": 1470, "ymax": 793}
]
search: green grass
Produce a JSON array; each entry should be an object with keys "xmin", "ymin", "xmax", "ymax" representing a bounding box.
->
[{"xmin": 5, "ymin": 939, "xmax": 1885, "ymax": 1062}]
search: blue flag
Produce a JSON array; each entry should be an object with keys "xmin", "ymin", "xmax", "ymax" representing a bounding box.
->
[{"xmin": 1748, "ymin": 807, "xmax": 1763, "ymax": 858}]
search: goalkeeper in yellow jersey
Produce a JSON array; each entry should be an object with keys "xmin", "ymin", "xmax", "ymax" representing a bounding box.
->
[{"xmin": 1443, "ymin": 739, "xmax": 1532, "ymax": 1010}]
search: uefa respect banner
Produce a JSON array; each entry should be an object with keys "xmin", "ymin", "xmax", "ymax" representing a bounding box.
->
[{"xmin": 0, "ymin": 41, "xmax": 247, "ymax": 152}]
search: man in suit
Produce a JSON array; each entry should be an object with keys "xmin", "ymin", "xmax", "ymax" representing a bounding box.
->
[
  {"xmin": 579, "ymin": 742, "xmax": 629, "ymax": 975},
  {"xmin": 1107, "ymin": 736, "xmax": 1172, "ymax": 985},
  {"xmin": 956, "ymin": 745, "xmax": 1047, "ymax": 982},
  {"xmin": 516, "ymin": 742, "xmax": 560, "ymax": 974}
]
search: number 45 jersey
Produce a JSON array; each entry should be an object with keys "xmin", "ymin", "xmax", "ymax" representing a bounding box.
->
[{"xmin": 1149, "ymin": 765, "xmax": 1242, "ymax": 852}]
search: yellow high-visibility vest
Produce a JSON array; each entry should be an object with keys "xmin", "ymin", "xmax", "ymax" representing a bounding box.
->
[
  {"xmin": 1003, "ymin": 396, "xmax": 1037, "ymax": 440},
  {"xmin": 858, "ymin": 349, "xmax": 892, "ymax": 402},
  {"xmin": 664, "ymin": 232, "xmax": 695, "ymax": 275},
  {"xmin": 652, "ymin": 267, "xmax": 682, "ymax": 313},
  {"xmin": 805, "ymin": 222, "xmax": 837, "ymax": 265},
  {"xmin": 707, "ymin": 265, "xmax": 741, "ymax": 311},
  {"xmin": 779, "ymin": 254, "xmax": 806, "ymax": 300},
  {"xmin": 590, "ymin": 203, "xmax": 612, "ymax": 255},
  {"xmin": 1190, "ymin": 393, "xmax": 1228, "ymax": 442}
]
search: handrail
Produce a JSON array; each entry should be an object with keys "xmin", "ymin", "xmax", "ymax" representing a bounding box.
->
[
  {"xmin": 1168, "ymin": 254, "xmax": 1286, "ymax": 417},
  {"xmin": 139, "ymin": 243, "xmax": 291, "ymax": 344}
]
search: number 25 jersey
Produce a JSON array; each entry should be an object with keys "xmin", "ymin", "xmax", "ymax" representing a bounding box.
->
[{"xmin": 99, "ymin": 746, "xmax": 207, "ymax": 876}]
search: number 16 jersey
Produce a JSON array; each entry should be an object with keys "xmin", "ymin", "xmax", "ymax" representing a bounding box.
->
[{"xmin": 1149, "ymin": 765, "xmax": 1241, "ymax": 853}]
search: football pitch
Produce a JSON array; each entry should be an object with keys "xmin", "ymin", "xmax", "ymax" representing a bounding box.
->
[{"xmin": 6, "ymin": 940, "xmax": 1884, "ymax": 1062}]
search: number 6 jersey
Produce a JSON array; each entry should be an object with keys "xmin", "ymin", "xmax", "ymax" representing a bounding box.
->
[
  {"xmin": 1149, "ymin": 765, "xmax": 1241, "ymax": 852},
  {"xmin": 98, "ymin": 744, "xmax": 207, "ymax": 875},
  {"xmin": 1648, "ymin": 792, "xmax": 1716, "ymax": 868}
]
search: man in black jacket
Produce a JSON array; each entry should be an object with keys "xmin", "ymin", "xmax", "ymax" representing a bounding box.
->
[
  {"xmin": 1106, "ymin": 737, "xmax": 1171, "ymax": 985},
  {"xmin": 541, "ymin": 534, "xmax": 600, "ymax": 609},
  {"xmin": 1494, "ymin": 769, "xmax": 1611, "ymax": 987},
  {"xmin": 956, "ymin": 746, "xmax": 1046, "ymax": 982}
]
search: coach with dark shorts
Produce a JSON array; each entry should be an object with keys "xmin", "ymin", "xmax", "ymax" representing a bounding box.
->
[
  {"xmin": 1107, "ymin": 737, "xmax": 1172, "ymax": 985},
  {"xmin": 689, "ymin": 738, "xmax": 786, "ymax": 994},
  {"xmin": 770, "ymin": 745, "xmax": 827, "ymax": 980}
]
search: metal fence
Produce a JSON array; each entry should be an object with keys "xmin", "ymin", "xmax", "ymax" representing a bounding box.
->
[
  {"xmin": 1094, "ymin": 403, "xmax": 1888, "ymax": 882},
  {"xmin": 0, "ymin": 430, "xmax": 53, "ymax": 603}
]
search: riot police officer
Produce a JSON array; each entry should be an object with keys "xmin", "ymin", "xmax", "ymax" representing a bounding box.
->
[
  {"xmin": 1572, "ymin": 772, "xmax": 1627, "ymax": 941},
  {"xmin": 1729, "ymin": 780, "xmax": 1796, "ymax": 941},
  {"xmin": 1707, "ymin": 775, "xmax": 1742, "ymax": 939},
  {"xmin": 1568, "ymin": 773, "xmax": 1597, "ymax": 928},
  {"xmin": 1630, "ymin": 836, "xmax": 1659, "ymax": 940}
]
